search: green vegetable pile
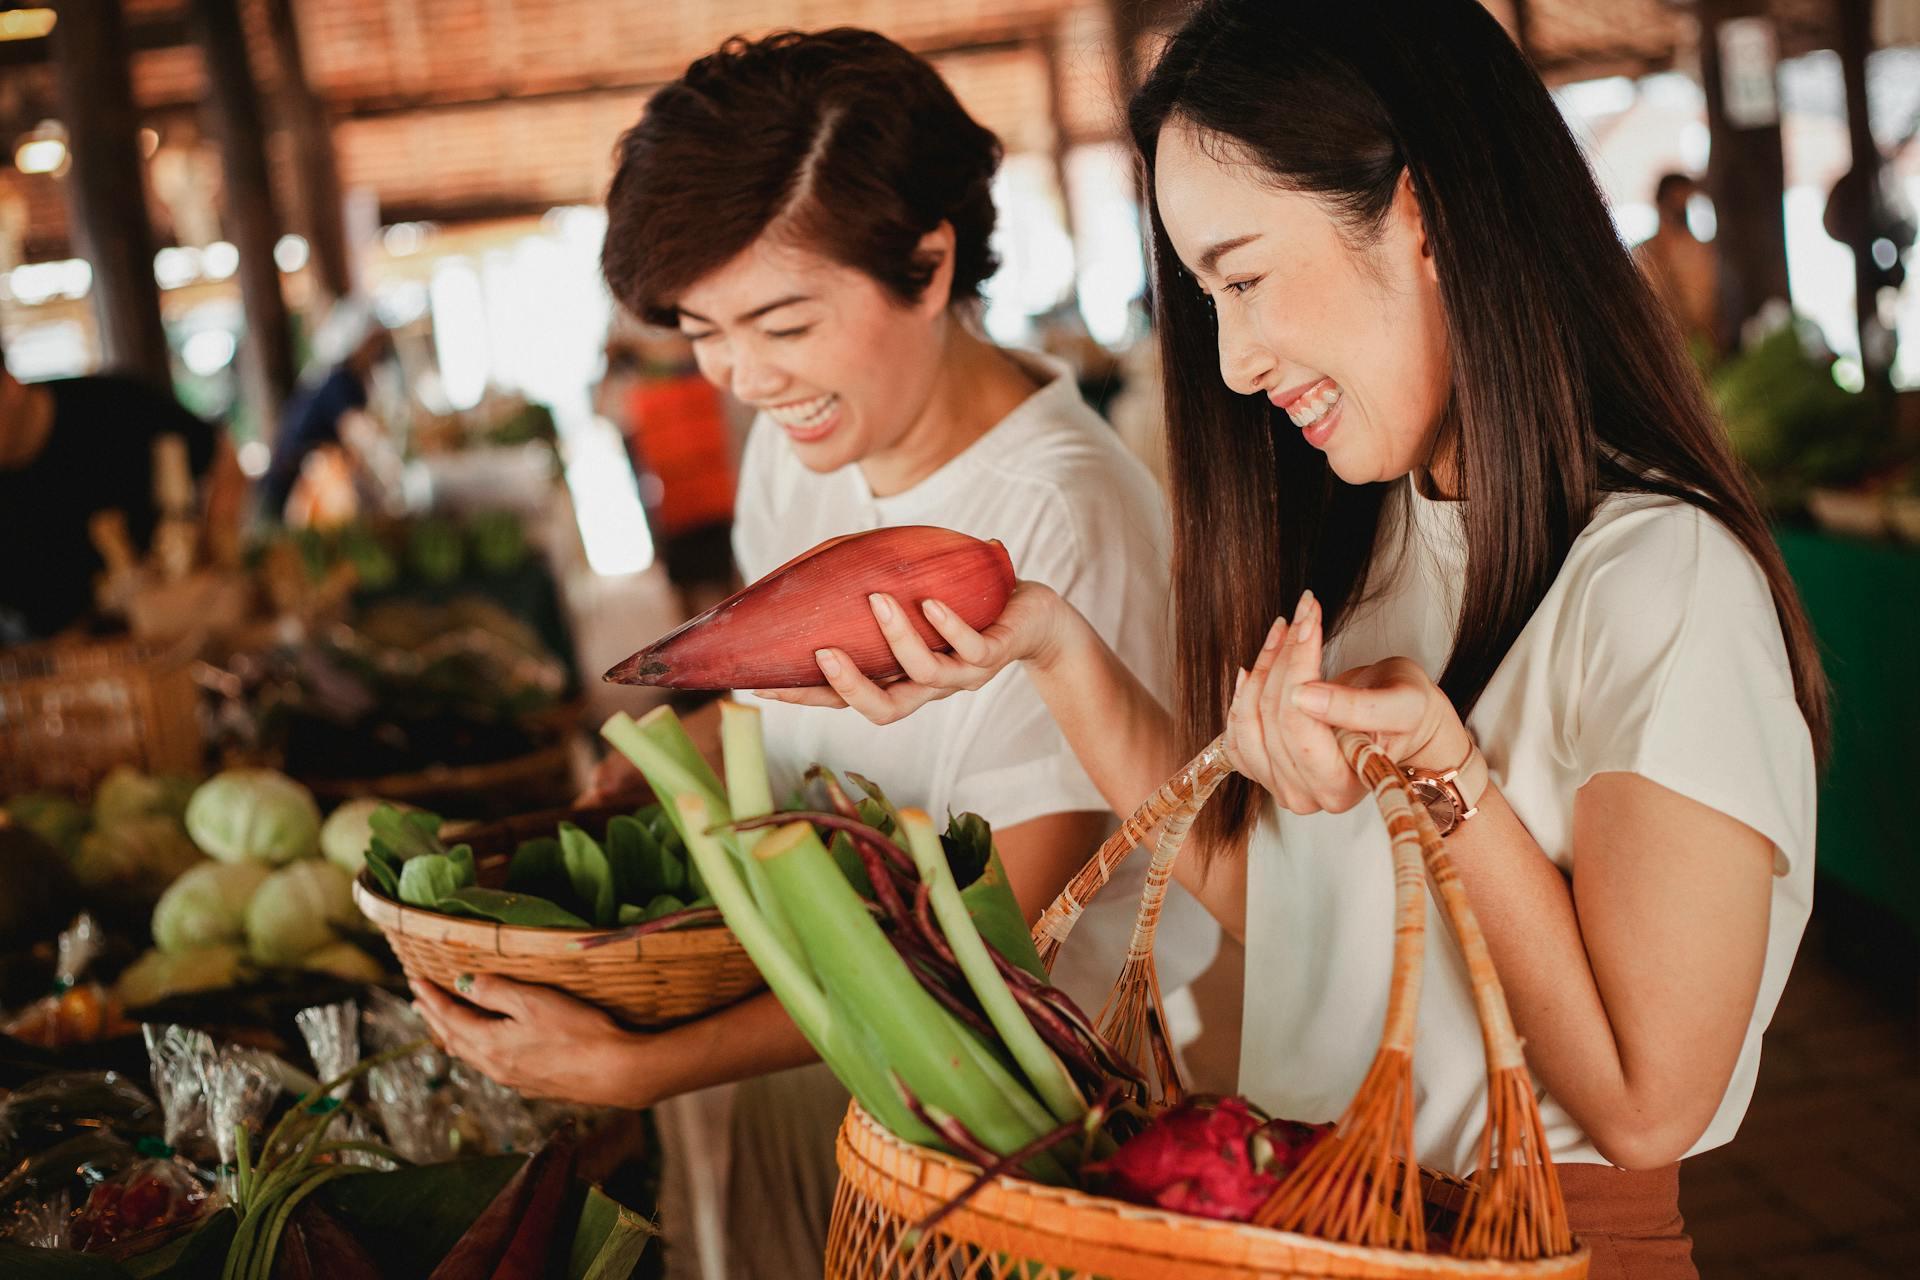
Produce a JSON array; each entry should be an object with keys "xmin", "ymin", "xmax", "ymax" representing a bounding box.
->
[
  {"xmin": 115, "ymin": 769, "xmax": 391, "ymax": 1008},
  {"xmin": 361, "ymin": 803, "xmax": 717, "ymax": 932}
]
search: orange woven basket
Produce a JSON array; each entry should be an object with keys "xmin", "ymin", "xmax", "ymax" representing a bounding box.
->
[
  {"xmin": 354, "ymin": 802, "xmax": 764, "ymax": 1028},
  {"xmin": 825, "ymin": 730, "xmax": 1590, "ymax": 1279},
  {"xmin": 0, "ymin": 637, "xmax": 202, "ymax": 794}
]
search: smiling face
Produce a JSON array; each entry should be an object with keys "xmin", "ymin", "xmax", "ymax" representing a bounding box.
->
[
  {"xmin": 1153, "ymin": 120, "xmax": 1453, "ymax": 487},
  {"xmin": 672, "ymin": 231, "xmax": 953, "ymax": 475}
]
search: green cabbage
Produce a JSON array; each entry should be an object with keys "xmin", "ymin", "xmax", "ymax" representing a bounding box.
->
[
  {"xmin": 318, "ymin": 797, "xmax": 417, "ymax": 877},
  {"xmin": 72, "ymin": 815, "xmax": 203, "ymax": 890},
  {"xmin": 186, "ymin": 769, "xmax": 322, "ymax": 865},
  {"xmin": 152, "ymin": 859, "xmax": 272, "ymax": 954},
  {"xmin": 93, "ymin": 766, "xmax": 196, "ymax": 827},
  {"xmin": 114, "ymin": 944, "xmax": 246, "ymax": 1008},
  {"xmin": 245, "ymin": 859, "xmax": 356, "ymax": 965}
]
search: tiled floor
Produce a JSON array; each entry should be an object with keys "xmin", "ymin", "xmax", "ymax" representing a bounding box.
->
[{"xmin": 1683, "ymin": 925, "xmax": 1920, "ymax": 1278}]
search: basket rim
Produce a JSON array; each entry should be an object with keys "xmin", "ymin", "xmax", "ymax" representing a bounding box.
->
[
  {"xmin": 837, "ymin": 1100, "xmax": 1588, "ymax": 1278},
  {"xmin": 352, "ymin": 869, "xmax": 741, "ymax": 957}
]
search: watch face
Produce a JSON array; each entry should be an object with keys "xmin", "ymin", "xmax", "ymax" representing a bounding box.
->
[{"xmin": 1408, "ymin": 778, "xmax": 1459, "ymax": 834}]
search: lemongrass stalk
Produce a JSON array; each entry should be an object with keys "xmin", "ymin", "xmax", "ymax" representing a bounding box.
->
[
  {"xmin": 603, "ymin": 710, "xmax": 802, "ymax": 961},
  {"xmin": 900, "ymin": 809, "xmax": 1085, "ymax": 1125},
  {"xmin": 674, "ymin": 797, "xmax": 827, "ymax": 1040},
  {"xmin": 754, "ymin": 822, "xmax": 1064, "ymax": 1172},
  {"xmin": 680, "ymin": 805, "xmax": 931, "ymax": 1143},
  {"xmin": 719, "ymin": 702, "xmax": 773, "ymax": 837}
]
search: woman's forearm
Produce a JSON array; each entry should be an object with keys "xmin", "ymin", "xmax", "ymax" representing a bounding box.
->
[
  {"xmin": 1027, "ymin": 601, "xmax": 1247, "ymax": 936},
  {"xmin": 609, "ymin": 991, "xmax": 817, "ymax": 1109},
  {"xmin": 1438, "ymin": 780, "xmax": 1766, "ymax": 1169}
]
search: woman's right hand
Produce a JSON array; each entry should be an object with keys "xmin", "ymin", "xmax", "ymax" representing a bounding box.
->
[{"xmin": 754, "ymin": 579, "xmax": 1070, "ymax": 725}]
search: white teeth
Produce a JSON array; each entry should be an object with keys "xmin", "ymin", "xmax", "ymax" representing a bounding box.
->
[
  {"xmin": 1284, "ymin": 383, "xmax": 1342, "ymax": 429},
  {"xmin": 768, "ymin": 394, "xmax": 837, "ymax": 428}
]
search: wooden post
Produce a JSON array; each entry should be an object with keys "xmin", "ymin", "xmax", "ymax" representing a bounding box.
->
[
  {"xmin": 190, "ymin": 0, "xmax": 296, "ymax": 433},
  {"xmin": 260, "ymin": 0, "xmax": 352, "ymax": 302},
  {"xmin": 50, "ymin": 0, "xmax": 171, "ymax": 385},
  {"xmin": 1831, "ymin": 0, "xmax": 1891, "ymax": 392},
  {"xmin": 1697, "ymin": 0, "xmax": 1793, "ymax": 351}
]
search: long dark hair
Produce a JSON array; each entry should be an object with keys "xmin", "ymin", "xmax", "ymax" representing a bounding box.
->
[{"xmin": 1131, "ymin": 0, "xmax": 1828, "ymax": 849}]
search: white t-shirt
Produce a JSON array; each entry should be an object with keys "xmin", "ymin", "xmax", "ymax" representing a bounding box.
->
[
  {"xmin": 1238, "ymin": 479, "xmax": 1816, "ymax": 1175},
  {"xmin": 731, "ymin": 352, "xmax": 1221, "ymax": 1010}
]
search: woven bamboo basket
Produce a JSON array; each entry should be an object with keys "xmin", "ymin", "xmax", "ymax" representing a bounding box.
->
[
  {"xmin": 353, "ymin": 802, "xmax": 764, "ymax": 1028},
  {"xmin": 826, "ymin": 730, "xmax": 1589, "ymax": 1279},
  {"xmin": 0, "ymin": 637, "xmax": 202, "ymax": 794},
  {"xmin": 304, "ymin": 736, "xmax": 577, "ymax": 821}
]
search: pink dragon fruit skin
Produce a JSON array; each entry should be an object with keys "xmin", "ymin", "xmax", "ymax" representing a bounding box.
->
[{"xmin": 1092, "ymin": 1097, "xmax": 1332, "ymax": 1222}]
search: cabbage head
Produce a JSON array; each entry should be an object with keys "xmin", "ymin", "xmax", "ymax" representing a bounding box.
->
[
  {"xmin": 73, "ymin": 815, "xmax": 203, "ymax": 890},
  {"xmin": 186, "ymin": 770, "xmax": 321, "ymax": 865},
  {"xmin": 5, "ymin": 793, "xmax": 88, "ymax": 858},
  {"xmin": 318, "ymin": 797, "xmax": 416, "ymax": 877},
  {"xmin": 245, "ymin": 860, "xmax": 356, "ymax": 965},
  {"xmin": 114, "ymin": 944, "xmax": 246, "ymax": 1008},
  {"xmin": 93, "ymin": 767, "xmax": 196, "ymax": 827},
  {"xmin": 152, "ymin": 860, "xmax": 271, "ymax": 954}
]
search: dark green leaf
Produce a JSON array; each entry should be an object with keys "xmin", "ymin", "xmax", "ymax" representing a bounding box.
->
[
  {"xmin": 558, "ymin": 823, "xmax": 616, "ymax": 927},
  {"xmin": 368, "ymin": 805, "xmax": 447, "ymax": 862},
  {"xmin": 364, "ymin": 841, "xmax": 403, "ymax": 899},
  {"xmin": 940, "ymin": 811, "xmax": 994, "ymax": 890},
  {"xmin": 447, "ymin": 843, "xmax": 477, "ymax": 889},
  {"xmin": 435, "ymin": 887, "xmax": 590, "ymax": 928},
  {"xmin": 506, "ymin": 836, "xmax": 566, "ymax": 896}
]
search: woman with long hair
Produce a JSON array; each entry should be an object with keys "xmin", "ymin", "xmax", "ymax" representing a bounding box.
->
[
  {"xmin": 785, "ymin": 3, "xmax": 1821, "ymax": 1274},
  {"xmin": 411, "ymin": 28, "xmax": 1216, "ymax": 1275}
]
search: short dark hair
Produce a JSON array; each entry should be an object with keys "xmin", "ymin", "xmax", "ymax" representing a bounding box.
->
[
  {"xmin": 1654, "ymin": 172, "xmax": 1696, "ymax": 206},
  {"xmin": 602, "ymin": 29, "xmax": 1003, "ymax": 326}
]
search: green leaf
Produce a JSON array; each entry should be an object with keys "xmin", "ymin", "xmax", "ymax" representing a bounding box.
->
[
  {"xmin": 559, "ymin": 823, "xmax": 617, "ymax": 927},
  {"xmin": 398, "ymin": 853, "xmax": 463, "ymax": 908},
  {"xmin": 958, "ymin": 848, "xmax": 1046, "ymax": 981},
  {"xmin": 368, "ymin": 805, "xmax": 446, "ymax": 862},
  {"xmin": 448, "ymin": 843, "xmax": 477, "ymax": 889},
  {"xmin": 364, "ymin": 841, "xmax": 403, "ymax": 899},
  {"xmin": 506, "ymin": 836, "xmax": 566, "ymax": 895},
  {"xmin": 435, "ymin": 887, "xmax": 590, "ymax": 928},
  {"xmin": 941, "ymin": 812, "xmax": 994, "ymax": 890}
]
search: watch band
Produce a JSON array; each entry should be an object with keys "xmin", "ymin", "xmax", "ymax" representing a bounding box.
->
[{"xmin": 1401, "ymin": 738, "xmax": 1486, "ymax": 837}]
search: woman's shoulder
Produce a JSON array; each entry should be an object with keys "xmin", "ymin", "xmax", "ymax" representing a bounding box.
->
[{"xmin": 1561, "ymin": 491, "xmax": 1772, "ymax": 616}]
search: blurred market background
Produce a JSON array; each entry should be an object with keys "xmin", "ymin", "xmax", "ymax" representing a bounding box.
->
[{"xmin": 0, "ymin": 2, "xmax": 1916, "ymax": 1277}]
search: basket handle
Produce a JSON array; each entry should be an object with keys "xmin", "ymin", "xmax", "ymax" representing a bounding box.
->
[{"xmin": 1032, "ymin": 727, "xmax": 1525, "ymax": 1090}]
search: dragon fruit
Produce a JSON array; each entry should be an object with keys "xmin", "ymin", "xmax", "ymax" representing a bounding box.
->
[{"xmin": 1092, "ymin": 1096, "xmax": 1331, "ymax": 1222}]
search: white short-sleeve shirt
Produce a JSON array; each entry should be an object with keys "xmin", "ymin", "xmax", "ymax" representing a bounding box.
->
[
  {"xmin": 1238, "ymin": 479, "xmax": 1816, "ymax": 1175},
  {"xmin": 731, "ymin": 352, "xmax": 1221, "ymax": 1010}
]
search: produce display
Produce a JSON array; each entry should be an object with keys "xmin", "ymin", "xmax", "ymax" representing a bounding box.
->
[
  {"xmin": 204, "ymin": 598, "xmax": 569, "ymax": 783},
  {"xmin": 606, "ymin": 525, "xmax": 1014, "ymax": 688},
  {"xmin": 254, "ymin": 511, "xmax": 536, "ymax": 597},
  {"xmin": 7, "ymin": 768, "xmax": 202, "ymax": 902},
  {"xmin": 115, "ymin": 769, "xmax": 383, "ymax": 1009}
]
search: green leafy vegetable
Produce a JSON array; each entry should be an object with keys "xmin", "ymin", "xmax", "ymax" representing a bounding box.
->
[
  {"xmin": 399, "ymin": 855, "xmax": 468, "ymax": 909},
  {"xmin": 558, "ymin": 824, "xmax": 616, "ymax": 927},
  {"xmin": 435, "ymin": 888, "xmax": 590, "ymax": 928}
]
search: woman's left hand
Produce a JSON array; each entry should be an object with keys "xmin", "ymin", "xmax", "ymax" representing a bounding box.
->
[
  {"xmin": 411, "ymin": 973, "xmax": 642, "ymax": 1107},
  {"xmin": 1227, "ymin": 589, "xmax": 1471, "ymax": 814}
]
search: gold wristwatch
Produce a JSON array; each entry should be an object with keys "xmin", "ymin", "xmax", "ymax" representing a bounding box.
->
[{"xmin": 1402, "ymin": 738, "xmax": 1487, "ymax": 837}]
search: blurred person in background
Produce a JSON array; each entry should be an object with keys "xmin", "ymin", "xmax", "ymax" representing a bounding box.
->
[
  {"xmin": 618, "ymin": 330, "xmax": 739, "ymax": 618},
  {"xmin": 1634, "ymin": 172, "xmax": 1723, "ymax": 366},
  {"xmin": 0, "ymin": 340, "xmax": 219, "ymax": 643},
  {"xmin": 261, "ymin": 298, "xmax": 397, "ymax": 519},
  {"xmin": 412, "ymin": 27, "xmax": 1218, "ymax": 1277}
]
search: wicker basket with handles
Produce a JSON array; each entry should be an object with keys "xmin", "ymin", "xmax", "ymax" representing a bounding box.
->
[
  {"xmin": 353, "ymin": 801, "xmax": 764, "ymax": 1028},
  {"xmin": 0, "ymin": 637, "xmax": 202, "ymax": 794},
  {"xmin": 826, "ymin": 729, "xmax": 1589, "ymax": 1279}
]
